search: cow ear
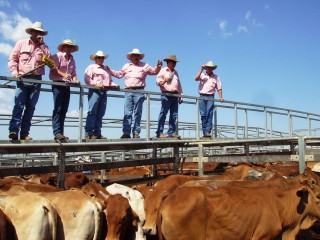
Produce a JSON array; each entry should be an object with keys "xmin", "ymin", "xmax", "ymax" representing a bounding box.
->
[
  {"xmin": 99, "ymin": 190, "xmax": 110, "ymax": 201},
  {"xmin": 162, "ymin": 190, "xmax": 169, "ymax": 198},
  {"xmin": 296, "ymin": 187, "xmax": 308, "ymax": 197}
]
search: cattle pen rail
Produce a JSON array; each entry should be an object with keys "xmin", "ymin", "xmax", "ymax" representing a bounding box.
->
[
  {"xmin": 0, "ymin": 136, "xmax": 320, "ymax": 188},
  {"xmin": 1, "ymin": 76, "xmax": 320, "ymax": 188}
]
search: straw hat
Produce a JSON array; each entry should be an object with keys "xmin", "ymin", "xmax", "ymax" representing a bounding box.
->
[
  {"xmin": 57, "ymin": 39, "xmax": 79, "ymax": 53},
  {"xmin": 90, "ymin": 50, "xmax": 109, "ymax": 60},
  {"xmin": 127, "ymin": 48, "xmax": 145, "ymax": 61},
  {"xmin": 163, "ymin": 54, "xmax": 180, "ymax": 62},
  {"xmin": 204, "ymin": 61, "xmax": 217, "ymax": 70},
  {"xmin": 25, "ymin": 21, "xmax": 48, "ymax": 35}
]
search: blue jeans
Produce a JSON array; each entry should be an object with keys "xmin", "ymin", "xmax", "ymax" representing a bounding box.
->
[
  {"xmin": 9, "ymin": 75, "xmax": 42, "ymax": 137},
  {"xmin": 85, "ymin": 89, "xmax": 107, "ymax": 137},
  {"xmin": 156, "ymin": 95, "xmax": 178, "ymax": 136},
  {"xmin": 123, "ymin": 92, "xmax": 145, "ymax": 135},
  {"xmin": 52, "ymin": 85, "xmax": 70, "ymax": 137},
  {"xmin": 199, "ymin": 94, "xmax": 215, "ymax": 135}
]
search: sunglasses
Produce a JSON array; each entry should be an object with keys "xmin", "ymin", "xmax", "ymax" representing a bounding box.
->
[{"xmin": 96, "ymin": 56, "xmax": 104, "ymax": 59}]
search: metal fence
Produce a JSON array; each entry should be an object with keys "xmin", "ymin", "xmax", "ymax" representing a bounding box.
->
[
  {"xmin": 1, "ymin": 75, "xmax": 320, "ymax": 141},
  {"xmin": 1, "ymin": 76, "xmax": 320, "ymax": 186}
]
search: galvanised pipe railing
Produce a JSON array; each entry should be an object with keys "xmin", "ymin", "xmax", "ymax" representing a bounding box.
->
[{"xmin": 1, "ymin": 76, "xmax": 320, "ymax": 141}]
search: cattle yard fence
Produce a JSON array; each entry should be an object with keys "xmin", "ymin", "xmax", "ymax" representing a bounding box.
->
[{"xmin": 1, "ymin": 76, "xmax": 320, "ymax": 188}]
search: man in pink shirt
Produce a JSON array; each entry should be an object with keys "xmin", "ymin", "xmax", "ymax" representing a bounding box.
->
[
  {"xmin": 156, "ymin": 54, "xmax": 183, "ymax": 139},
  {"xmin": 8, "ymin": 21, "xmax": 51, "ymax": 141},
  {"xmin": 49, "ymin": 39, "xmax": 80, "ymax": 142},
  {"xmin": 109, "ymin": 48, "xmax": 162, "ymax": 139},
  {"xmin": 194, "ymin": 61, "xmax": 223, "ymax": 138},
  {"xmin": 84, "ymin": 50, "xmax": 119, "ymax": 140}
]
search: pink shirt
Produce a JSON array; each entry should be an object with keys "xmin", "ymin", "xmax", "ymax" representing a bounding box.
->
[
  {"xmin": 156, "ymin": 67, "xmax": 183, "ymax": 94},
  {"xmin": 49, "ymin": 52, "xmax": 77, "ymax": 81},
  {"xmin": 8, "ymin": 38, "xmax": 51, "ymax": 76},
  {"xmin": 84, "ymin": 64, "xmax": 117, "ymax": 87},
  {"xmin": 110, "ymin": 62, "xmax": 158, "ymax": 88},
  {"xmin": 196, "ymin": 72, "xmax": 222, "ymax": 95}
]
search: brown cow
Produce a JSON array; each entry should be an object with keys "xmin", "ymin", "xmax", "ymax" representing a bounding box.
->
[
  {"xmin": 81, "ymin": 182, "xmax": 140, "ymax": 240},
  {"xmin": 26, "ymin": 172, "xmax": 90, "ymax": 189},
  {"xmin": 158, "ymin": 181, "xmax": 320, "ymax": 240},
  {"xmin": 104, "ymin": 194, "xmax": 138, "ymax": 240},
  {"xmin": 142, "ymin": 163, "xmax": 268, "ymax": 235},
  {"xmin": 0, "ymin": 180, "xmax": 63, "ymax": 194}
]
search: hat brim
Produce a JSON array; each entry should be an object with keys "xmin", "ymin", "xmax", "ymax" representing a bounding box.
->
[
  {"xmin": 57, "ymin": 44, "xmax": 79, "ymax": 53},
  {"xmin": 90, "ymin": 54, "xmax": 109, "ymax": 60},
  {"xmin": 25, "ymin": 28, "xmax": 48, "ymax": 36},
  {"xmin": 163, "ymin": 58, "xmax": 180, "ymax": 62},
  {"xmin": 127, "ymin": 53, "xmax": 144, "ymax": 61},
  {"xmin": 205, "ymin": 65, "xmax": 217, "ymax": 70}
]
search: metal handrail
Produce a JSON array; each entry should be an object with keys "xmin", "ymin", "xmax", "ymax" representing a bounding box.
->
[{"xmin": 1, "ymin": 75, "xmax": 320, "ymax": 142}]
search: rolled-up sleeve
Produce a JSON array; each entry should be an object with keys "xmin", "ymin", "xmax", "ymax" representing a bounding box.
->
[
  {"xmin": 156, "ymin": 68, "xmax": 166, "ymax": 86},
  {"xmin": 8, "ymin": 41, "xmax": 21, "ymax": 76}
]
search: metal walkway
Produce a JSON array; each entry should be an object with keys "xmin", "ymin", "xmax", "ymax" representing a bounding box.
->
[{"xmin": 0, "ymin": 136, "xmax": 320, "ymax": 188}]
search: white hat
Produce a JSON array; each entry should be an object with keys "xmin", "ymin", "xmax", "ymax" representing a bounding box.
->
[
  {"xmin": 127, "ymin": 48, "xmax": 145, "ymax": 61},
  {"xmin": 90, "ymin": 50, "xmax": 109, "ymax": 60},
  {"xmin": 57, "ymin": 39, "xmax": 79, "ymax": 53},
  {"xmin": 25, "ymin": 21, "xmax": 48, "ymax": 35},
  {"xmin": 204, "ymin": 61, "xmax": 217, "ymax": 69}
]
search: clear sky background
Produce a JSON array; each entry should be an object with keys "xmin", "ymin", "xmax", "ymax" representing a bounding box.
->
[{"xmin": 0, "ymin": 0, "xmax": 319, "ymax": 139}]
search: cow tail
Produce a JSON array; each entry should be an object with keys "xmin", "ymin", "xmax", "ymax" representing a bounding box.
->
[
  {"xmin": 43, "ymin": 204, "xmax": 57, "ymax": 240},
  {"xmin": 91, "ymin": 200, "xmax": 103, "ymax": 240}
]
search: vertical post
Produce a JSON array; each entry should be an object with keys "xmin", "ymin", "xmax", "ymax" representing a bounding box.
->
[
  {"xmin": 121, "ymin": 152, "xmax": 125, "ymax": 161},
  {"xmin": 288, "ymin": 111, "xmax": 292, "ymax": 137},
  {"xmin": 270, "ymin": 112, "xmax": 273, "ymax": 138},
  {"xmin": 146, "ymin": 93, "xmax": 151, "ymax": 141},
  {"xmin": 53, "ymin": 152, "xmax": 58, "ymax": 165},
  {"xmin": 57, "ymin": 147, "xmax": 66, "ymax": 189},
  {"xmin": 198, "ymin": 144, "xmax": 204, "ymax": 176},
  {"xmin": 196, "ymin": 98, "xmax": 200, "ymax": 140},
  {"xmin": 100, "ymin": 152, "xmax": 106, "ymax": 183},
  {"xmin": 173, "ymin": 147, "xmax": 180, "ymax": 174},
  {"xmin": 78, "ymin": 87, "xmax": 84, "ymax": 143},
  {"xmin": 245, "ymin": 109, "xmax": 248, "ymax": 138},
  {"xmin": 152, "ymin": 148, "xmax": 157, "ymax": 177},
  {"xmin": 214, "ymin": 107, "xmax": 218, "ymax": 138},
  {"xmin": 264, "ymin": 107, "xmax": 268, "ymax": 138},
  {"xmin": 234, "ymin": 103, "xmax": 238, "ymax": 140},
  {"xmin": 22, "ymin": 153, "xmax": 26, "ymax": 167},
  {"xmin": 307, "ymin": 114, "xmax": 311, "ymax": 136},
  {"xmin": 298, "ymin": 136, "xmax": 306, "ymax": 173}
]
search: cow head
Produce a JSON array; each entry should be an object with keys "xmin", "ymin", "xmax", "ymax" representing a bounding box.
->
[
  {"xmin": 143, "ymin": 188, "xmax": 169, "ymax": 235},
  {"xmin": 104, "ymin": 194, "xmax": 138, "ymax": 240}
]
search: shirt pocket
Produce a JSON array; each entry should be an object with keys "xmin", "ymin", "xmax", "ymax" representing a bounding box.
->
[
  {"xmin": 34, "ymin": 50, "xmax": 44, "ymax": 63},
  {"xmin": 20, "ymin": 45, "xmax": 32, "ymax": 64}
]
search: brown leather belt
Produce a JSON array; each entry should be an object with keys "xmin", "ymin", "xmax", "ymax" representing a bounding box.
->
[
  {"xmin": 162, "ymin": 91, "xmax": 178, "ymax": 94},
  {"xmin": 126, "ymin": 87, "xmax": 145, "ymax": 90}
]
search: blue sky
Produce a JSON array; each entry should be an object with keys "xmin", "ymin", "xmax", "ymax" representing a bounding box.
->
[{"xmin": 0, "ymin": 0, "xmax": 319, "ymax": 139}]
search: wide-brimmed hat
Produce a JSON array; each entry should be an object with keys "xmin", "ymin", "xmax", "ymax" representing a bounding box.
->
[
  {"xmin": 127, "ymin": 48, "xmax": 145, "ymax": 61},
  {"xmin": 163, "ymin": 54, "xmax": 180, "ymax": 62},
  {"xmin": 204, "ymin": 61, "xmax": 217, "ymax": 69},
  {"xmin": 57, "ymin": 39, "xmax": 79, "ymax": 53},
  {"xmin": 90, "ymin": 50, "xmax": 109, "ymax": 60},
  {"xmin": 25, "ymin": 21, "xmax": 48, "ymax": 35}
]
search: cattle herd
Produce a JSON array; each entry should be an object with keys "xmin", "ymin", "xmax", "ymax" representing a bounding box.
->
[{"xmin": 0, "ymin": 162, "xmax": 320, "ymax": 239}]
